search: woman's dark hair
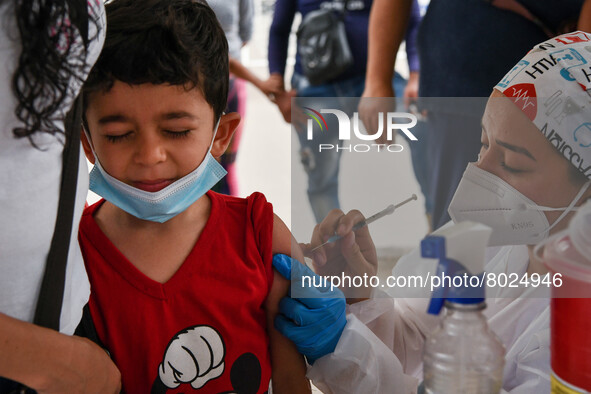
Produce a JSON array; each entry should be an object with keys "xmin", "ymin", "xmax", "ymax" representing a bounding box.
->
[
  {"xmin": 83, "ymin": 0, "xmax": 229, "ymax": 121},
  {"xmin": 9, "ymin": 0, "xmax": 98, "ymax": 143},
  {"xmin": 569, "ymin": 162, "xmax": 590, "ymax": 186}
]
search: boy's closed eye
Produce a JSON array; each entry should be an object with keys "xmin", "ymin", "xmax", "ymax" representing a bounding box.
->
[
  {"xmin": 104, "ymin": 131, "xmax": 133, "ymax": 143},
  {"xmin": 162, "ymin": 129, "xmax": 192, "ymax": 139},
  {"xmin": 103, "ymin": 128, "xmax": 193, "ymax": 143}
]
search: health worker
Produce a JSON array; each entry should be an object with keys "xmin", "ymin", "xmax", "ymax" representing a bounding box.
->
[{"xmin": 272, "ymin": 31, "xmax": 591, "ymax": 393}]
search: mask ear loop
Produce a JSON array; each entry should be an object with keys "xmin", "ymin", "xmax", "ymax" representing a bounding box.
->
[
  {"xmin": 81, "ymin": 123, "xmax": 103, "ymax": 168},
  {"xmin": 81, "ymin": 123, "xmax": 115, "ymax": 180},
  {"xmin": 81, "ymin": 123, "xmax": 94, "ymax": 153},
  {"xmin": 533, "ymin": 180, "xmax": 591, "ymax": 237},
  {"xmin": 206, "ymin": 115, "xmax": 223, "ymax": 154}
]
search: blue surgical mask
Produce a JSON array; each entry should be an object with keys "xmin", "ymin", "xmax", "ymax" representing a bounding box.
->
[{"xmin": 87, "ymin": 119, "xmax": 226, "ymax": 223}]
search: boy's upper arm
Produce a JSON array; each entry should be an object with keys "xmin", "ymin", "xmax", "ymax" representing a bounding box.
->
[
  {"xmin": 266, "ymin": 213, "xmax": 304, "ymax": 314},
  {"xmin": 266, "ymin": 214, "xmax": 311, "ymax": 393},
  {"xmin": 270, "ymin": 213, "xmax": 304, "ymax": 261}
]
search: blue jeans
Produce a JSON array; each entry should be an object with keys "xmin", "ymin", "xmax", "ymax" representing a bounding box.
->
[{"xmin": 292, "ymin": 73, "xmax": 366, "ymax": 223}]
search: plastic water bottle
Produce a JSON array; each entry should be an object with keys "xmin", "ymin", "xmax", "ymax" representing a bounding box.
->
[
  {"xmin": 423, "ymin": 301, "xmax": 505, "ymax": 393},
  {"xmin": 420, "ymin": 222, "xmax": 505, "ymax": 393}
]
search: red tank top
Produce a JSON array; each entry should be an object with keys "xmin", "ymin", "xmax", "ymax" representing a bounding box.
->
[{"xmin": 79, "ymin": 191, "xmax": 274, "ymax": 393}]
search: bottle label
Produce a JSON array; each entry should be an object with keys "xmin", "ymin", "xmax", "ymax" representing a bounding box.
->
[{"xmin": 551, "ymin": 372, "xmax": 587, "ymax": 394}]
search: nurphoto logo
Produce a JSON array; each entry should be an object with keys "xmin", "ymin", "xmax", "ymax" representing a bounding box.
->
[{"xmin": 304, "ymin": 107, "xmax": 418, "ymax": 153}]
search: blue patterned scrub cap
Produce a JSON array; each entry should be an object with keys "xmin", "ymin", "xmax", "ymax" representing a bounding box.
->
[{"xmin": 495, "ymin": 31, "xmax": 591, "ymax": 180}]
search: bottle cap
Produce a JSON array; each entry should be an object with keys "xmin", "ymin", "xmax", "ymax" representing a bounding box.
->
[
  {"xmin": 420, "ymin": 221, "xmax": 492, "ymax": 315},
  {"xmin": 421, "ymin": 236, "xmax": 485, "ymax": 314}
]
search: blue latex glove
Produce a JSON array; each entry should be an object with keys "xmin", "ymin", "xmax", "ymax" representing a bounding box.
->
[{"xmin": 272, "ymin": 254, "xmax": 347, "ymax": 364}]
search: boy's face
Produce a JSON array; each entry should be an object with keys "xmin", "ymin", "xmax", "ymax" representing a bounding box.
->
[{"xmin": 83, "ymin": 81, "xmax": 238, "ymax": 192}]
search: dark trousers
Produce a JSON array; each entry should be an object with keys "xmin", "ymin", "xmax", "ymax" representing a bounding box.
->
[{"xmin": 428, "ymin": 110, "xmax": 483, "ymax": 230}]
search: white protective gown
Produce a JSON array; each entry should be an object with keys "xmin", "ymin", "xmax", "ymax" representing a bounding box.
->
[{"xmin": 307, "ymin": 244, "xmax": 551, "ymax": 393}]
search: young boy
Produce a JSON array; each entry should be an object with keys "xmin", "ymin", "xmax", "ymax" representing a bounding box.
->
[{"xmin": 78, "ymin": 0, "xmax": 310, "ymax": 392}]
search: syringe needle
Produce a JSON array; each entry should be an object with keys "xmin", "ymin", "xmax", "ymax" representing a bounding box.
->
[
  {"xmin": 310, "ymin": 194, "xmax": 418, "ymax": 253},
  {"xmin": 394, "ymin": 194, "xmax": 418, "ymax": 210}
]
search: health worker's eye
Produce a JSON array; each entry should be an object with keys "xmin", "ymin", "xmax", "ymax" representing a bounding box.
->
[{"xmin": 501, "ymin": 162, "xmax": 523, "ymax": 174}]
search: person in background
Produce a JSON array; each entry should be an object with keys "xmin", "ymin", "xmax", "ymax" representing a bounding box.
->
[
  {"xmin": 0, "ymin": 0, "xmax": 121, "ymax": 391},
  {"xmin": 268, "ymin": 0, "xmax": 423, "ymax": 224},
  {"xmin": 393, "ymin": 1, "xmax": 433, "ymax": 229},
  {"xmin": 210, "ymin": 0, "xmax": 280, "ymax": 196},
  {"xmin": 361, "ymin": 0, "xmax": 585, "ymax": 230}
]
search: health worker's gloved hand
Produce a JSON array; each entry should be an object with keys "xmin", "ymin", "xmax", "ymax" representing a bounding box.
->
[{"xmin": 272, "ymin": 254, "xmax": 346, "ymax": 364}]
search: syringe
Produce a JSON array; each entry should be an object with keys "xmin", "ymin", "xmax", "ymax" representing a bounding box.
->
[{"xmin": 310, "ymin": 194, "xmax": 418, "ymax": 252}]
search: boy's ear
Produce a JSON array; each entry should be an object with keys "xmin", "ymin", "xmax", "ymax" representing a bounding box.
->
[
  {"xmin": 80, "ymin": 127, "xmax": 96, "ymax": 165},
  {"xmin": 211, "ymin": 112, "xmax": 241, "ymax": 158}
]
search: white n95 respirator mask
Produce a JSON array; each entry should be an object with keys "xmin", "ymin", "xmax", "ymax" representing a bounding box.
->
[{"xmin": 448, "ymin": 163, "xmax": 590, "ymax": 246}]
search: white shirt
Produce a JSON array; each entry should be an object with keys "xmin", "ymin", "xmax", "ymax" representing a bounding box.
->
[
  {"xmin": 308, "ymin": 244, "xmax": 551, "ymax": 393},
  {"xmin": 0, "ymin": 1, "xmax": 105, "ymax": 334}
]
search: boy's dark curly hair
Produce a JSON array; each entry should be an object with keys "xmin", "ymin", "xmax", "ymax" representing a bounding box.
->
[
  {"xmin": 9, "ymin": 0, "xmax": 97, "ymax": 143},
  {"xmin": 83, "ymin": 0, "xmax": 229, "ymax": 122}
]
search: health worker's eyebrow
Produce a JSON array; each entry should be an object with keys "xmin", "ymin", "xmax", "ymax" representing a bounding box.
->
[
  {"xmin": 481, "ymin": 123, "xmax": 537, "ymax": 161},
  {"xmin": 495, "ymin": 139, "xmax": 537, "ymax": 162}
]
